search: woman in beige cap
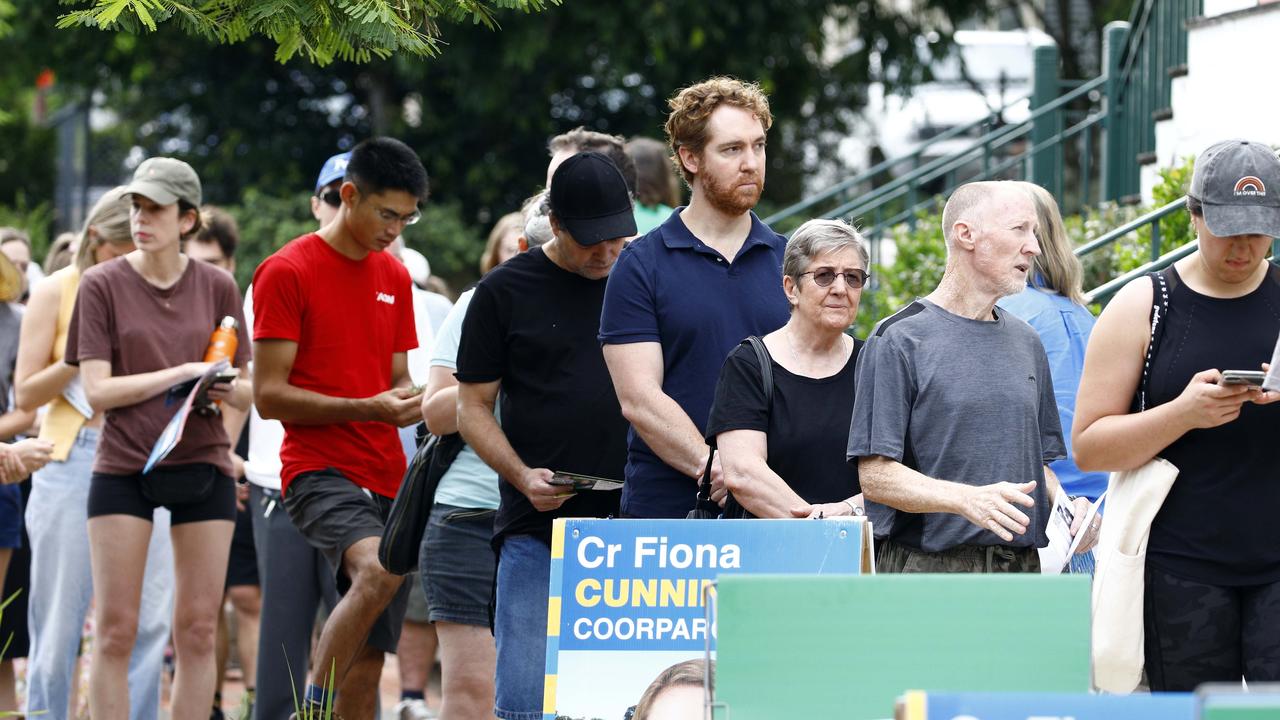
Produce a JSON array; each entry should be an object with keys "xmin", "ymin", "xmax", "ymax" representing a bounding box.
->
[
  {"xmin": 13, "ymin": 186, "xmax": 179, "ymax": 719},
  {"xmin": 64, "ymin": 157, "xmax": 252, "ymax": 719}
]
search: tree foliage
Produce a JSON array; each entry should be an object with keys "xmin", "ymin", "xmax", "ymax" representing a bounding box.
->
[{"xmin": 55, "ymin": 0, "xmax": 560, "ymax": 65}]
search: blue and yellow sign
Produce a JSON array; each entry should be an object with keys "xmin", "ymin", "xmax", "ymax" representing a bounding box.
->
[{"xmin": 544, "ymin": 517, "xmax": 870, "ymax": 720}]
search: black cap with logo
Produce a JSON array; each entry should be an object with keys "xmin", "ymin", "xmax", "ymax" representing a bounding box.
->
[{"xmin": 548, "ymin": 151, "xmax": 637, "ymax": 246}]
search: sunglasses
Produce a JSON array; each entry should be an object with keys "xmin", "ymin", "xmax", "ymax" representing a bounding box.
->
[
  {"xmin": 318, "ymin": 189, "xmax": 342, "ymax": 208},
  {"xmin": 799, "ymin": 267, "xmax": 870, "ymax": 289}
]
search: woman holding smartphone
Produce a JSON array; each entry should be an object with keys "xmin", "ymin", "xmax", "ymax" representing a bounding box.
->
[
  {"xmin": 14, "ymin": 187, "xmax": 177, "ymax": 719},
  {"xmin": 66, "ymin": 158, "xmax": 251, "ymax": 719},
  {"xmin": 1074, "ymin": 140, "xmax": 1280, "ymax": 690}
]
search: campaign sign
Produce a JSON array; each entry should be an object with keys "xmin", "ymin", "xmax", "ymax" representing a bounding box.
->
[
  {"xmin": 544, "ymin": 517, "xmax": 870, "ymax": 720},
  {"xmin": 901, "ymin": 691, "xmax": 1195, "ymax": 720}
]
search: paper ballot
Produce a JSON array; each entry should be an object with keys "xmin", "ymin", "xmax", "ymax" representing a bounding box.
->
[
  {"xmin": 1038, "ymin": 491, "xmax": 1105, "ymax": 574},
  {"xmin": 142, "ymin": 361, "xmax": 229, "ymax": 474}
]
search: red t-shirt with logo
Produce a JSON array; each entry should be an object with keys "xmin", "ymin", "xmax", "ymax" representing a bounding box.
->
[{"xmin": 251, "ymin": 233, "xmax": 417, "ymax": 497}]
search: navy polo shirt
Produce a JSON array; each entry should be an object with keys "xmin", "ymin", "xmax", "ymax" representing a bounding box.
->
[{"xmin": 599, "ymin": 208, "xmax": 790, "ymax": 518}]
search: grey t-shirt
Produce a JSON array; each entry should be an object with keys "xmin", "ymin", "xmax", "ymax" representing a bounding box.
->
[{"xmin": 847, "ymin": 299, "xmax": 1065, "ymax": 552}]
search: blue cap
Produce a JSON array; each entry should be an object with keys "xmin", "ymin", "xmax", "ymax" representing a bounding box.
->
[{"xmin": 315, "ymin": 152, "xmax": 352, "ymax": 193}]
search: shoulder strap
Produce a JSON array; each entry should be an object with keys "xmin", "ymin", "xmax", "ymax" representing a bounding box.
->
[
  {"xmin": 744, "ymin": 335, "xmax": 774, "ymax": 407},
  {"xmin": 1138, "ymin": 270, "xmax": 1171, "ymax": 412}
]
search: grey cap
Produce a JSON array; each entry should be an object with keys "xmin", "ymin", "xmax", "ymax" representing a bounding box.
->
[
  {"xmin": 123, "ymin": 157, "xmax": 202, "ymax": 208},
  {"xmin": 1189, "ymin": 139, "xmax": 1280, "ymax": 238}
]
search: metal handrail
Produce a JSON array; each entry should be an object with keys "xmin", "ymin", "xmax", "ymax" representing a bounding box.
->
[
  {"xmin": 828, "ymin": 76, "xmax": 1105, "ymax": 225},
  {"xmin": 1085, "ymin": 241, "xmax": 1198, "ymax": 305},
  {"xmin": 762, "ymin": 92, "xmax": 1031, "ymax": 227},
  {"xmin": 853, "ymin": 111, "xmax": 1108, "ymax": 240},
  {"xmin": 1074, "ymin": 197, "xmax": 1186, "ymax": 257}
]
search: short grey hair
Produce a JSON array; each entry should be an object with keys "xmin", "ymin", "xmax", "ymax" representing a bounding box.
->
[
  {"xmin": 783, "ymin": 218, "xmax": 869, "ymax": 281},
  {"xmin": 523, "ymin": 191, "xmax": 553, "ymax": 249}
]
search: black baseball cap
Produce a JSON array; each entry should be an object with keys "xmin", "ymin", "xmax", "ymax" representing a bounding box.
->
[{"xmin": 548, "ymin": 151, "xmax": 637, "ymax": 246}]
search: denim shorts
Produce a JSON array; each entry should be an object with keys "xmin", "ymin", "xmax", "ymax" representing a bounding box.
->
[
  {"xmin": 420, "ymin": 503, "xmax": 497, "ymax": 627},
  {"xmin": 494, "ymin": 533, "xmax": 551, "ymax": 720}
]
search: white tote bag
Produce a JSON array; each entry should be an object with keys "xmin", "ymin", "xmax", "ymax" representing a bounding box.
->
[{"xmin": 1090, "ymin": 456, "xmax": 1178, "ymax": 693}]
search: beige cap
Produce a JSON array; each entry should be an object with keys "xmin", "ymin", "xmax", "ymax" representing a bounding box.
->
[{"xmin": 123, "ymin": 157, "xmax": 202, "ymax": 207}]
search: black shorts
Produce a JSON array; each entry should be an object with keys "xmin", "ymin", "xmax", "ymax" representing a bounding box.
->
[
  {"xmin": 283, "ymin": 467, "xmax": 410, "ymax": 653},
  {"xmin": 225, "ymin": 504, "xmax": 260, "ymax": 587},
  {"xmin": 88, "ymin": 464, "xmax": 237, "ymax": 525}
]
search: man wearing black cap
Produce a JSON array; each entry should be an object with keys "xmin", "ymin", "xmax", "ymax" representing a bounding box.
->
[{"xmin": 455, "ymin": 151, "xmax": 634, "ymax": 720}]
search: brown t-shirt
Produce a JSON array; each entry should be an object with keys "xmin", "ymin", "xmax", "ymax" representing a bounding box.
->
[{"xmin": 66, "ymin": 256, "xmax": 250, "ymax": 476}]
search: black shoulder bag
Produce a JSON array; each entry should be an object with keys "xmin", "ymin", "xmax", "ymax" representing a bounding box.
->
[
  {"xmin": 686, "ymin": 336, "xmax": 773, "ymax": 520},
  {"xmin": 379, "ymin": 423, "xmax": 466, "ymax": 575}
]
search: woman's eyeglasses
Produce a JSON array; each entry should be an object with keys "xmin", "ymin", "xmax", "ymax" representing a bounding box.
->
[{"xmin": 799, "ymin": 268, "xmax": 870, "ymax": 289}]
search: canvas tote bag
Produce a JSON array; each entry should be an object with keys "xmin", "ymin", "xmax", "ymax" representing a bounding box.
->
[{"xmin": 1091, "ymin": 271, "xmax": 1179, "ymax": 693}]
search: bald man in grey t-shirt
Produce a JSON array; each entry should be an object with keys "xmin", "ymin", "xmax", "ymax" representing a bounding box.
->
[{"xmin": 847, "ymin": 181, "xmax": 1098, "ymax": 573}]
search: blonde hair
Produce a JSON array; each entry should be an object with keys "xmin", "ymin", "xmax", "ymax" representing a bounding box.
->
[
  {"xmin": 1020, "ymin": 182, "xmax": 1084, "ymax": 304},
  {"xmin": 74, "ymin": 186, "xmax": 133, "ymax": 273},
  {"xmin": 480, "ymin": 212, "xmax": 525, "ymax": 275},
  {"xmin": 664, "ymin": 77, "xmax": 773, "ymax": 186}
]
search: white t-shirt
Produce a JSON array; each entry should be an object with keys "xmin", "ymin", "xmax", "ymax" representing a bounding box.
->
[{"xmin": 242, "ymin": 283, "xmax": 284, "ymax": 490}]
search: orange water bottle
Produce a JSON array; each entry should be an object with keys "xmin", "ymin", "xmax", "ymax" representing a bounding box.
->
[
  {"xmin": 204, "ymin": 316, "xmax": 238, "ymax": 363},
  {"xmin": 201, "ymin": 316, "xmax": 238, "ymax": 413}
]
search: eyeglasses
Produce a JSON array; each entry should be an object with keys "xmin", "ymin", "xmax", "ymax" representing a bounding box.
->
[
  {"xmin": 373, "ymin": 206, "xmax": 421, "ymax": 227},
  {"xmin": 318, "ymin": 189, "xmax": 342, "ymax": 208},
  {"xmin": 799, "ymin": 267, "xmax": 870, "ymax": 288}
]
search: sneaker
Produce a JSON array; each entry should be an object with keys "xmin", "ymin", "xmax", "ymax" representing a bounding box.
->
[{"xmin": 394, "ymin": 698, "xmax": 437, "ymax": 720}]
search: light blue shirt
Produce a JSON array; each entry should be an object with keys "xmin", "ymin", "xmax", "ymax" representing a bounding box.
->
[
  {"xmin": 998, "ymin": 284, "xmax": 1109, "ymax": 501},
  {"xmin": 430, "ymin": 289, "xmax": 501, "ymax": 510}
]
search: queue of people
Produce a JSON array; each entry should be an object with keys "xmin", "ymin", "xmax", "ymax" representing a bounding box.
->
[{"xmin": 0, "ymin": 73, "xmax": 1278, "ymax": 720}]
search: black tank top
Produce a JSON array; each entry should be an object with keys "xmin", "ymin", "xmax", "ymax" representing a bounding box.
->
[{"xmin": 1146, "ymin": 263, "xmax": 1280, "ymax": 585}]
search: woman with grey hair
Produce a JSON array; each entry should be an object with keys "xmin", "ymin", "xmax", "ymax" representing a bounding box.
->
[{"xmin": 706, "ymin": 218, "xmax": 869, "ymax": 518}]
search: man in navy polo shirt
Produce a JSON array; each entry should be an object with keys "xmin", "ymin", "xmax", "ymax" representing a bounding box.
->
[{"xmin": 600, "ymin": 76, "xmax": 791, "ymax": 518}]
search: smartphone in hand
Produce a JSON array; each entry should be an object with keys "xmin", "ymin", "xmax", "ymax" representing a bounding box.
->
[{"xmin": 1221, "ymin": 370, "xmax": 1266, "ymax": 386}]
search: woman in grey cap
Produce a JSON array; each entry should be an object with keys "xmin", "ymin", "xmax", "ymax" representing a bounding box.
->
[
  {"xmin": 1074, "ymin": 139, "xmax": 1280, "ymax": 690},
  {"xmin": 65, "ymin": 157, "xmax": 253, "ymax": 718}
]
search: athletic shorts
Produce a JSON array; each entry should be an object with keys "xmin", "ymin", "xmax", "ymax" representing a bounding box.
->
[
  {"xmin": 283, "ymin": 467, "xmax": 410, "ymax": 653},
  {"xmin": 88, "ymin": 464, "xmax": 236, "ymax": 525}
]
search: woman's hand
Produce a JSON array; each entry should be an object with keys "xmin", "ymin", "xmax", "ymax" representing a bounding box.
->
[
  {"xmin": 1, "ymin": 439, "xmax": 54, "ymax": 483},
  {"xmin": 1174, "ymin": 369, "xmax": 1256, "ymax": 429},
  {"xmin": 792, "ymin": 494, "xmax": 864, "ymax": 519},
  {"xmin": 1251, "ymin": 363, "xmax": 1280, "ymax": 406}
]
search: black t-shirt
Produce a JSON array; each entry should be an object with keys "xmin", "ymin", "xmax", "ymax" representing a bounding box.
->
[
  {"xmin": 705, "ymin": 339, "xmax": 862, "ymax": 510},
  {"xmin": 455, "ymin": 247, "xmax": 626, "ymax": 543}
]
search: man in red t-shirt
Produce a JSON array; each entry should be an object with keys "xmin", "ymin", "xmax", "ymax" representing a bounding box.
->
[{"xmin": 252, "ymin": 137, "xmax": 426, "ymax": 720}]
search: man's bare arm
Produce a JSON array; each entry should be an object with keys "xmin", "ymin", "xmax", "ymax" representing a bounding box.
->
[
  {"xmin": 858, "ymin": 455, "xmax": 1037, "ymax": 543},
  {"xmin": 603, "ymin": 342, "xmax": 709, "ymax": 480},
  {"xmin": 457, "ymin": 380, "xmax": 570, "ymax": 512},
  {"xmin": 253, "ymin": 339, "xmax": 418, "ymax": 426}
]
